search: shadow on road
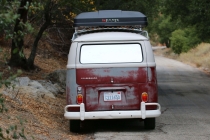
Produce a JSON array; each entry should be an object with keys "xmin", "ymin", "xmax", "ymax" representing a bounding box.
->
[{"xmin": 77, "ymin": 119, "xmax": 152, "ymax": 134}]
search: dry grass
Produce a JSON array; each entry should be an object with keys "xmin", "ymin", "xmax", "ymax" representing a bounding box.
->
[
  {"xmin": 0, "ymin": 93, "xmax": 85, "ymax": 140},
  {"xmin": 178, "ymin": 43, "xmax": 210, "ymax": 69},
  {"xmin": 154, "ymin": 43, "xmax": 210, "ymax": 74}
]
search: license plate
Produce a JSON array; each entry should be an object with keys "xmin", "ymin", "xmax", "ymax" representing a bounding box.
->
[{"xmin": 104, "ymin": 91, "xmax": 121, "ymax": 101}]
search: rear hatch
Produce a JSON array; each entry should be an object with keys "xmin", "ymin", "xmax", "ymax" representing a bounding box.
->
[
  {"xmin": 77, "ymin": 67, "xmax": 147, "ymax": 111},
  {"xmin": 76, "ymin": 43, "xmax": 147, "ymax": 111}
]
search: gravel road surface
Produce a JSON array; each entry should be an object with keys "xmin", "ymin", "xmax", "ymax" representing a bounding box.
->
[{"xmin": 81, "ymin": 55, "xmax": 210, "ymax": 140}]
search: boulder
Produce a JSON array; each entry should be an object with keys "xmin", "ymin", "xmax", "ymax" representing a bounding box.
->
[
  {"xmin": 2, "ymin": 76, "xmax": 66, "ymax": 100},
  {"xmin": 12, "ymin": 77, "xmax": 30, "ymax": 86},
  {"xmin": 46, "ymin": 69, "xmax": 66, "ymax": 88},
  {"xmin": 38, "ymin": 80, "xmax": 64, "ymax": 95},
  {"xmin": 1, "ymin": 69, "xmax": 67, "ymax": 101}
]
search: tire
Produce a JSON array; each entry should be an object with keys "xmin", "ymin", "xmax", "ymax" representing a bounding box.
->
[
  {"xmin": 144, "ymin": 118, "xmax": 155, "ymax": 130},
  {"xmin": 70, "ymin": 120, "xmax": 80, "ymax": 132}
]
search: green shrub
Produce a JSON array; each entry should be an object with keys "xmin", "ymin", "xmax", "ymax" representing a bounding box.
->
[
  {"xmin": 149, "ymin": 15, "xmax": 177, "ymax": 48},
  {"xmin": 170, "ymin": 27, "xmax": 201, "ymax": 54},
  {"xmin": 170, "ymin": 29, "xmax": 187, "ymax": 54},
  {"xmin": 184, "ymin": 27, "xmax": 201, "ymax": 51}
]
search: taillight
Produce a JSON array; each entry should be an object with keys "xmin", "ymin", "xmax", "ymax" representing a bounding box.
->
[
  {"xmin": 77, "ymin": 94, "xmax": 83, "ymax": 104},
  {"xmin": 141, "ymin": 92, "xmax": 148, "ymax": 102},
  {"xmin": 77, "ymin": 86, "xmax": 83, "ymax": 104}
]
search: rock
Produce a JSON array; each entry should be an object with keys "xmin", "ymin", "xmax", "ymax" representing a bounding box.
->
[
  {"xmin": 38, "ymin": 80, "xmax": 64, "ymax": 95},
  {"xmin": 2, "ymin": 90, "xmax": 9, "ymax": 96},
  {"xmin": 46, "ymin": 69, "xmax": 66, "ymax": 88},
  {"xmin": 18, "ymin": 86, "xmax": 55, "ymax": 99},
  {"xmin": 28, "ymin": 80, "xmax": 43, "ymax": 89},
  {"xmin": 54, "ymin": 83, "xmax": 65, "ymax": 93},
  {"xmin": 3, "ymin": 81, "xmax": 55, "ymax": 98},
  {"xmin": 3, "ymin": 78, "xmax": 56, "ymax": 99},
  {"xmin": 12, "ymin": 77, "xmax": 30, "ymax": 86},
  {"xmin": 2, "ymin": 70, "xmax": 67, "ymax": 101}
]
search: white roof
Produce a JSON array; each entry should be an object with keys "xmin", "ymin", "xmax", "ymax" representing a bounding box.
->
[{"xmin": 74, "ymin": 32, "xmax": 148, "ymax": 42}]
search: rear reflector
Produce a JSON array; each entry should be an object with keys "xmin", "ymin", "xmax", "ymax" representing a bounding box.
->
[
  {"xmin": 77, "ymin": 86, "xmax": 82, "ymax": 93},
  {"xmin": 141, "ymin": 92, "xmax": 148, "ymax": 102},
  {"xmin": 77, "ymin": 94, "xmax": 83, "ymax": 104}
]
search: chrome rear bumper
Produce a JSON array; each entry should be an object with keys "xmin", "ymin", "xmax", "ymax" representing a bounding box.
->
[{"xmin": 64, "ymin": 102, "xmax": 161, "ymax": 120}]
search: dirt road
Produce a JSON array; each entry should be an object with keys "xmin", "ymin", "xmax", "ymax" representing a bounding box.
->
[{"xmin": 82, "ymin": 55, "xmax": 210, "ymax": 140}]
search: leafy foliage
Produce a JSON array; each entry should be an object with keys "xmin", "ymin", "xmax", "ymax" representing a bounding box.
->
[
  {"xmin": 170, "ymin": 29, "xmax": 187, "ymax": 54},
  {"xmin": 0, "ymin": 118, "xmax": 27, "ymax": 139},
  {"xmin": 146, "ymin": 0, "xmax": 209, "ymax": 53},
  {"xmin": 162, "ymin": 0, "xmax": 210, "ymax": 43},
  {"xmin": 0, "ymin": 0, "xmax": 20, "ymax": 38},
  {"xmin": 3, "ymin": 0, "xmax": 97, "ymax": 69},
  {"xmin": 95, "ymin": 0, "xmax": 159, "ymax": 19},
  {"xmin": 150, "ymin": 15, "xmax": 177, "ymax": 47},
  {"xmin": 170, "ymin": 27, "xmax": 201, "ymax": 54},
  {"xmin": 1, "ymin": 0, "xmax": 209, "ymax": 65}
]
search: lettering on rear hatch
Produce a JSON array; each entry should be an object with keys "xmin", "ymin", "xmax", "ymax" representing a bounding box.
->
[{"xmin": 81, "ymin": 77, "xmax": 98, "ymax": 80}]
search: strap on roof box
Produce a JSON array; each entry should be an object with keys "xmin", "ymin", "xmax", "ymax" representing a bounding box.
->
[{"xmin": 73, "ymin": 10, "xmax": 148, "ymax": 27}]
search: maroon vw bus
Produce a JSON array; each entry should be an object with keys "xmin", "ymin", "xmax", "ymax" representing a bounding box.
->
[{"xmin": 64, "ymin": 10, "xmax": 161, "ymax": 132}]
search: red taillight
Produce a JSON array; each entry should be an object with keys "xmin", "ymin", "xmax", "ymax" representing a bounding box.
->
[
  {"xmin": 141, "ymin": 92, "xmax": 148, "ymax": 102},
  {"xmin": 77, "ymin": 94, "xmax": 83, "ymax": 104}
]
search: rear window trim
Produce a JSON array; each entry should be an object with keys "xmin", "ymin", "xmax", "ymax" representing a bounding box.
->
[{"xmin": 79, "ymin": 43, "xmax": 144, "ymax": 64}]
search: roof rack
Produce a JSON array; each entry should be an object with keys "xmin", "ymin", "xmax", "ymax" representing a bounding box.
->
[
  {"xmin": 72, "ymin": 26, "xmax": 149, "ymax": 40},
  {"xmin": 72, "ymin": 10, "xmax": 149, "ymax": 40}
]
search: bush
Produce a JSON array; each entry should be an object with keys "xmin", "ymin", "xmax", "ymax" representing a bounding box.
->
[
  {"xmin": 170, "ymin": 27, "xmax": 201, "ymax": 54},
  {"xmin": 149, "ymin": 15, "xmax": 177, "ymax": 48},
  {"xmin": 170, "ymin": 29, "xmax": 187, "ymax": 54}
]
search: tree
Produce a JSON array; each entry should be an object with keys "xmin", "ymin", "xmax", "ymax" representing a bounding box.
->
[
  {"xmin": 27, "ymin": 0, "xmax": 93, "ymax": 69},
  {"xmin": 149, "ymin": 15, "xmax": 178, "ymax": 48},
  {"xmin": 27, "ymin": 0, "xmax": 54, "ymax": 69},
  {"xmin": 9, "ymin": 0, "xmax": 32, "ymax": 69},
  {"xmin": 4, "ymin": 0, "xmax": 160, "ymax": 69},
  {"xmin": 162, "ymin": 0, "xmax": 210, "ymax": 42},
  {"xmin": 7, "ymin": 0, "xmax": 95, "ymax": 70},
  {"xmin": 95, "ymin": 0, "xmax": 159, "ymax": 19}
]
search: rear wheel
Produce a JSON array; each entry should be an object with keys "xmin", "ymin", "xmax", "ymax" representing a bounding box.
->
[
  {"xmin": 70, "ymin": 120, "xmax": 80, "ymax": 132},
  {"xmin": 144, "ymin": 118, "xmax": 155, "ymax": 130}
]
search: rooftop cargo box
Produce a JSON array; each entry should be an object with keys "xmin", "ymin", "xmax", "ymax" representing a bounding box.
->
[{"xmin": 73, "ymin": 10, "xmax": 148, "ymax": 27}]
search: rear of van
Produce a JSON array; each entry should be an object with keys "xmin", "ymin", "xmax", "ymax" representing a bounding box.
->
[{"xmin": 64, "ymin": 31, "xmax": 161, "ymax": 132}]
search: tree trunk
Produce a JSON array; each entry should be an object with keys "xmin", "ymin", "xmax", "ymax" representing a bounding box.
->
[
  {"xmin": 27, "ymin": 20, "xmax": 50, "ymax": 69},
  {"xmin": 166, "ymin": 40, "xmax": 170, "ymax": 48},
  {"xmin": 9, "ymin": 0, "xmax": 31, "ymax": 69},
  {"xmin": 27, "ymin": 0, "xmax": 52, "ymax": 69}
]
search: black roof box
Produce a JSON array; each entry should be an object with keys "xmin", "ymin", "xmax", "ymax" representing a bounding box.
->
[{"xmin": 74, "ymin": 10, "xmax": 148, "ymax": 27}]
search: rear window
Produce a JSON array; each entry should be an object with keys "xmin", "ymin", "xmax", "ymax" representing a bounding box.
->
[{"xmin": 80, "ymin": 44, "xmax": 143, "ymax": 64}]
